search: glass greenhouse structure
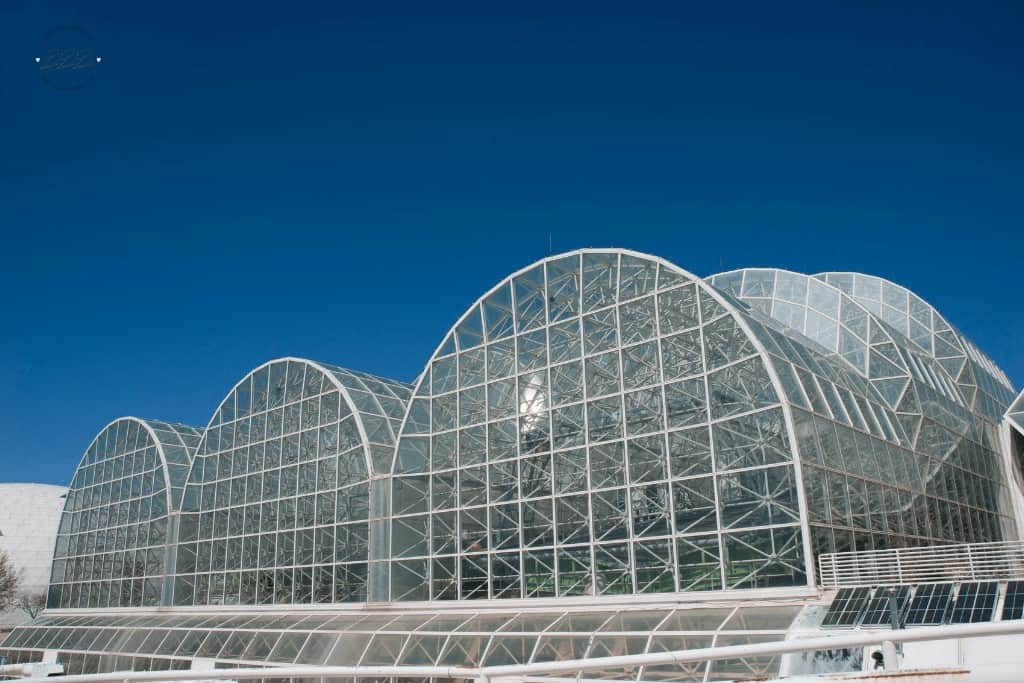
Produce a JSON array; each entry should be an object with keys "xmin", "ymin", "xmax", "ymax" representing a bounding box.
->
[{"xmin": 2, "ymin": 248, "xmax": 1021, "ymax": 682}]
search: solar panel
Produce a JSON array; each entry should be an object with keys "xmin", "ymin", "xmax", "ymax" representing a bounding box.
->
[
  {"xmin": 1003, "ymin": 581, "xmax": 1024, "ymax": 621},
  {"xmin": 822, "ymin": 587, "xmax": 872, "ymax": 627},
  {"xmin": 949, "ymin": 582, "xmax": 999, "ymax": 624},
  {"xmin": 905, "ymin": 583, "xmax": 953, "ymax": 626},
  {"xmin": 860, "ymin": 585, "xmax": 912, "ymax": 627}
]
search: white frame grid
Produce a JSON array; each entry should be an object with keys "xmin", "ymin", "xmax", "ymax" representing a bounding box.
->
[
  {"xmin": 172, "ymin": 358, "xmax": 410, "ymax": 607},
  {"xmin": 19, "ymin": 247, "xmax": 1022, "ymax": 681},
  {"xmin": 49, "ymin": 418, "xmax": 202, "ymax": 609},
  {"xmin": 708, "ymin": 268, "xmax": 1015, "ymax": 565},
  {"xmin": 387, "ymin": 250, "xmax": 812, "ymax": 603},
  {"xmin": 0, "ymin": 601, "xmax": 805, "ymax": 681},
  {"xmin": 815, "ymin": 272, "xmax": 1015, "ymax": 423}
]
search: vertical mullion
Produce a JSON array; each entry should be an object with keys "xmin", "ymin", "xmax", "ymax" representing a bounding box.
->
[
  {"xmin": 614, "ymin": 252, "xmax": 639, "ymax": 595},
  {"xmin": 579, "ymin": 255, "xmax": 598, "ymax": 598},
  {"xmin": 541, "ymin": 255, "xmax": 559, "ymax": 597},
  {"xmin": 697, "ymin": 287, "xmax": 729, "ymax": 590},
  {"xmin": 653, "ymin": 265, "xmax": 680, "ymax": 593}
]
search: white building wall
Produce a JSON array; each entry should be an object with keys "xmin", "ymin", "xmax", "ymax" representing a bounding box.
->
[{"xmin": 0, "ymin": 483, "xmax": 66, "ymax": 628}]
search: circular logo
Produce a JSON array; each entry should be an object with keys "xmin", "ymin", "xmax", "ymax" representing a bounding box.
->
[{"xmin": 36, "ymin": 26, "xmax": 102, "ymax": 91}]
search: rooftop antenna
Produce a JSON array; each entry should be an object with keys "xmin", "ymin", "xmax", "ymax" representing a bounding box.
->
[{"xmin": 549, "ymin": 233, "xmax": 553, "ymax": 255}]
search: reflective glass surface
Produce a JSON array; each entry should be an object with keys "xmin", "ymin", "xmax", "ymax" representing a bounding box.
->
[
  {"xmin": 710, "ymin": 268, "xmax": 1015, "ymax": 557},
  {"xmin": 0, "ymin": 604, "xmax": 804, "ymax": 680},
  {"xmin": 905, "ymin": 583, "xmax": 953, "ymax": 625},
  {"xmin": 949, "ymin": 581, "xmax": 999, "ymax": 623},
  {"xmin": 48, "ymin": 418, "xmax": 201, "ymax": 608},
  {"xmin": 1009, "ymin": 391, "xmax": 1024, "ymax": 432},
  {"xmin": 860, "ymin": 586, "xmax": 912, "ymax": 627},
  {"xmin": 173, "ymin": 358, "xmax": 410, "ymax": 605},
  {"xmin": 38, "ymin": 249, "xmax": 1020, "ymax": 618},
  {"xmin": 816, "ymin": 272, "xmax": 1015, "ymax": 422},
  {"xmin": 389, "ymin": 251, "xmax": 807, "ymax": 601}
]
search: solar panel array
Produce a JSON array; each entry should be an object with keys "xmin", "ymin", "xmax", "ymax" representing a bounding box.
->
[
  {"xmin": 861, "ymin": 586, "xmax": 912, "ymax": 627},
  {"xmin": 822, "ymin": 581, "xmax": 1024, "ymax": 629},
  {"xmin": 902, "ymin": 583, "xmax": 953, "ymax": 626},
  {"xmin": 822, "ymin": 588, "xmax": 872, "ymax": 627},
  {"xmin": 949, "ymin": 582, "xmax": 999, "ymax": 624},
  {"xmin": 1003, "ymin": 581, "xmax": 1024, "ymax": 621}
]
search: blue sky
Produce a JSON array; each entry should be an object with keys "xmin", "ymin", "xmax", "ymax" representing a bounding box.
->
[{"xmin": 1, "ymin": 1, "xmax": 1021, "ymax": 485}]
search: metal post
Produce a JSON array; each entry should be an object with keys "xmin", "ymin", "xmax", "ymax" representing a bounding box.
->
[
  {"xmin": 885, "ymin": 585, "xmax": 904, "ymax": 670},
  {"xmin": 881, "ymin": 640, "xmax": 897, "ymax": 670}
]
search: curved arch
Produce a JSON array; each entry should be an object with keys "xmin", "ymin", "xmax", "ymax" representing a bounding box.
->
[
  {"xmin": 816, "ymin": 272, "xmax": 964, "ymax": 359},
  {"xmin": 717, "ymin": 271, "xmax": 1015, "ymax": 556},
  {"xmin": 388, "ymin": 248, "xmax": 811, "ymax": 601},
  {"xmin": 708, "ymin": 268, "xmax": 916, "ymax": 409},
  {"xmin": 140, "ymin": 418, "xmax": 202, "ymax": 512},
  {"xmin": 731, "ymin": 295, "xmax": 1011, "ymax": 549},
  {"xmin": 184, "ymin": 357, "xmax": 410, "ymax": 478},
  {"xmin": 48, "ymin": 416, "xmax": 202, "ymax": 609},
  {"xmin": 816, "ymin": 271, "xmax": 1015, "ymax": 419},
  {"xmin": 707, "ymin": 268, "xmax": 981, "ymax": 449},
  {"xmin": 174, "ymin": 357, "xmax": 410, "ymax": 606},
  {"xmin": 309, "ymin": 359, "xmax": 412, "ymax": 474}
]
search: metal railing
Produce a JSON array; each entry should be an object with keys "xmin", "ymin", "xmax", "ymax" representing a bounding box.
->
[{"xmin": 818, "ymin": 540, "xmax": 1024, "ymax": 588}]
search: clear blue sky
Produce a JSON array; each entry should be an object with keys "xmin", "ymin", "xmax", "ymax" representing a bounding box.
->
[{"xmin": 1, "ymin": 1, "xmax": 1021, "ymax": 485}]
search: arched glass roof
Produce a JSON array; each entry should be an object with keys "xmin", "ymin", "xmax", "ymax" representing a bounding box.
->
[
  {"xmin": 708, "ymin": 269, "xmax": 914, "ymax": 409},
  {"xmin": 49, "ymin": 417, "xmax": 202, "ymax": 609},
  {"xmin": 708, "ymin": 268, "xmax": 980, "ymax": 454},
  {"xmin": 815, "ymin": 273, "xmax": 959, "ymax": 360},
  {"xmin": 733, "ymin": 311, "xmax": 911, "ymax": 448},
  {"xmin": 707, "ymin": 271, "xmax": 1013, "ymax": 556},
  {"xmin": 387, "ymin": 249, "xmax": 812, "ymax": 602},
  {"xmin": 9, "ymin": 247, "xmax": 1023, "ymax": 683},
  {"xmin": 815, "ymin": 272, "xmax": 1016, "ymax": 422},
  {"xmin": 0, "ymin": 601, "xmax": 807, "ymax": 680},
  {"xmin": 174, "ymin": 358, "xmax": 410, "ymax": 606}
]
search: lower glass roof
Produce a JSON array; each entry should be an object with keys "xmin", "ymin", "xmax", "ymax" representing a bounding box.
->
[{"xmin": 1, "ymin": 602, "xmax": 809, "ymax": 681}]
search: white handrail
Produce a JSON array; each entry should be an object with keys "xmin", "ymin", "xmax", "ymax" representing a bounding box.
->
[
  {"xmin": 818, "ymin": 540, "xmax": 1024, "ymax": 587},
  {"xmin": 12, "ymin": 620, "xmax": 1024, "ymax": 683}
]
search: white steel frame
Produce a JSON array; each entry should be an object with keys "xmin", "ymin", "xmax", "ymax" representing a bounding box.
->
[
  {"xmin": 50, "ymin": 417, "xmax": 203, "ymax": 609},
  {"xmin": 385, "ymin": 249, "xmax": 816, "ymax": 602}
]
